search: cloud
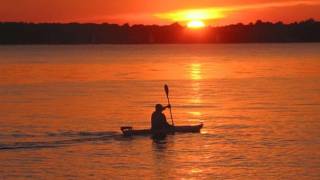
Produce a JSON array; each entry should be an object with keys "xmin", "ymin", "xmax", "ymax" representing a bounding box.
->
[
  {"xmin": 155, "ymin": 0, "xmax": 320, "ymax": 22},
  {"xmin": 225, "ymin": 0, "xmax": 320, "ymax": 11}
]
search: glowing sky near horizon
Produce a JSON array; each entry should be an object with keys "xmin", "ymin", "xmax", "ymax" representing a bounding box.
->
[{"xmin": 0, "ymin": 0, "xmax": 320, "ymax": 25}]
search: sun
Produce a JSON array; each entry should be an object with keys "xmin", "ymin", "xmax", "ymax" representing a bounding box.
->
[{"xmin": 187, "ymin": 20, "xmax": 206, "ymax": 29}]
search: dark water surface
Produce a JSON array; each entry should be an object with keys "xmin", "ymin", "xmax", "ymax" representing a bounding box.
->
[{"xmin": 0, "ymin": 44, "xmax": 319, "ymax": 179}]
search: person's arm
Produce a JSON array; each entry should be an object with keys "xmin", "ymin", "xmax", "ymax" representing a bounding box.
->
[
  {"xmin": 162, "ymin": 114, "xmax": 173, "ymax": 128},
  {"xmin": 163, "ymin": 104, "xmax": 171, "ymax": 110}
]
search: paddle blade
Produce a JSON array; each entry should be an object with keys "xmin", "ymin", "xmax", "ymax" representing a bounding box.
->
[{"xmin": 164, "ymin": 84, "xmax": 169, "ymax": 96}]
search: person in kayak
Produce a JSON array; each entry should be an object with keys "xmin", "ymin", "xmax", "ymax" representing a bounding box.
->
[{"xmin": 151, "ymin": 104, "xmax": 173, "ymax": 133}]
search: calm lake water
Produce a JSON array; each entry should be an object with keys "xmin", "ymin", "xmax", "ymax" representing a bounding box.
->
[{"xmin": 0, "ymin": 44, "xmax": 319, "ymax": 179}]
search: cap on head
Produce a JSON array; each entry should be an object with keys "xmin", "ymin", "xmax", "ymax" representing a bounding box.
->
[{"xmin": 155, "ymin": 104, "xmax": 163, "ymax": 112}]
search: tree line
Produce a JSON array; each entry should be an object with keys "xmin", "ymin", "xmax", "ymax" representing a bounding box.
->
[{"xmin": 0, "ymin": 19, "xmax": 319, "ymax": 44}]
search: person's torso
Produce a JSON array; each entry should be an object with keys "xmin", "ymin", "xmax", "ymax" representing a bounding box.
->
[{"xmin": 151, "ymin": 112, "xmax": 167, "ymax": 130}]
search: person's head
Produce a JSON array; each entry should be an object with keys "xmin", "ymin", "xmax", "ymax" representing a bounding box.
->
[{"xmin": 155, "ymin": 104, "xmax": 163, "ymax": 112}]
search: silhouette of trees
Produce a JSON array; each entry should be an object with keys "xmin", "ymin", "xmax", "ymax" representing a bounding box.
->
[{"xmin": 0, "ymin": 19, "xmax": 319, "ymax": 44}]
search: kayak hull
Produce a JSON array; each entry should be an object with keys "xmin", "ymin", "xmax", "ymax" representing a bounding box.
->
[{"xmin": 120, "ymin": 123, "xmax": 203, "ymax": 136}]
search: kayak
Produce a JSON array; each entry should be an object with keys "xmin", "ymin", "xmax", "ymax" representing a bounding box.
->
[{"xmin": 120, "ymin": 123, "xmax": 203, "ymax": 136}]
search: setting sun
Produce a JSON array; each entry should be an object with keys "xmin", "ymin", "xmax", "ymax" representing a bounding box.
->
[{"xmin": 187, "ymin": 20, "xmax": 206, "ymax": 29}]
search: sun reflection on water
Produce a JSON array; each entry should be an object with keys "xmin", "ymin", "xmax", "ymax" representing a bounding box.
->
[
  {"xmin": 189, "ymin": 81, "xmax": 202, "ymax": 105},
  {"xmin": 188, "ymin": 111, "xmax": 202, "ymax": 116},
  {"xmin": 191, "ymin": 168, "xmax": 203, "ymax": 173},
  {"xmin": 188, "ymin": 65, "xmax": 204, "ymax": 124},
  {"xmin": 190, "ymin": 63, "xmax": 202, "ymax": 80}
]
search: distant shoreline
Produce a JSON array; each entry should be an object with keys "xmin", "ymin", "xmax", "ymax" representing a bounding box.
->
[{"xmin": 1, "ymin": 19, "xmax": 319, "ymax": 44}]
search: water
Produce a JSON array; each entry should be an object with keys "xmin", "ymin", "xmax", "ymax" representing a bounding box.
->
[{"xmin": 0, "ymin": 44, "xmax": 319, "ymax": 179}]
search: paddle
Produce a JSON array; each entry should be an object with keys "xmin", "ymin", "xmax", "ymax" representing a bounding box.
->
[{"xmin": 164, "ymin": 84, "xmax": 174, "ymax": 126}]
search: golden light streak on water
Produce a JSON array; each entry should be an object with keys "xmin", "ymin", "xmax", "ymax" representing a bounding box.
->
[
  {"xmin": 190, "ymin": 63, "xmax": 202, "ymax": 80},
  {"xmin": 188, "ymin": 111, "xmax": 202, "ymax": 116}
]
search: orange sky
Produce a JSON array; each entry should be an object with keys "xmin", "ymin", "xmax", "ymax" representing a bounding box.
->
[{"xmin": 0, "ymin": 0, "xmax": 320, "ymax": 25}]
